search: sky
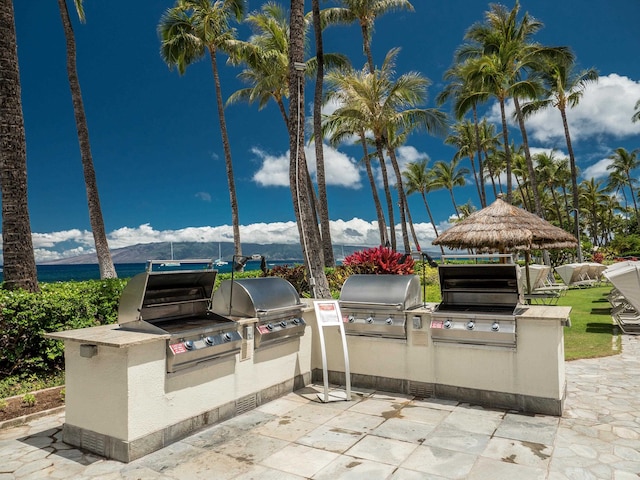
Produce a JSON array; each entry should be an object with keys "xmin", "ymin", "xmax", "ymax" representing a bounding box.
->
[{"xmin": 8, "ymin": 0, "xmax": 640, "ymax": 263}]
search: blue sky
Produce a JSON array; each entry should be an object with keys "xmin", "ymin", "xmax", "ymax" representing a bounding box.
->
[{"xmin": 9, "ymin": 0, "xmax": 640, "ymax": 262}]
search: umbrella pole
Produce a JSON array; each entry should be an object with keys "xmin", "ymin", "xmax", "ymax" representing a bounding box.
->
[{"xmin": 525, "ymin": 251, "xmax": 532, "ymax": 296}]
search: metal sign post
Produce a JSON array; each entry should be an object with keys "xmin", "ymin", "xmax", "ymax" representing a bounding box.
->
[{"xmin": 313, "ymin": 300, "xmax": 351, "ymax": 403}]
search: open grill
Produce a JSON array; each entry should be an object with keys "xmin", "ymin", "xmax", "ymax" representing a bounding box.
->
[
  {"xmin": 338, "ymin": 274, "xmax": 422, "ymax": 339},
  {"xmin": 430, "ymin": 264, "xmax": 525, "ymax": 348},
  {"xmin": 211, "ymin": 277, "xmax": 306, "ymax": 348},
  {"xmin": 118, "ymin": 260, "xmax": 242, "ymax": 373}
]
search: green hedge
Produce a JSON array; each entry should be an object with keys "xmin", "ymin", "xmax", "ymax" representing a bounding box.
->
[{"xmin": 0, "ymin": 279, "xmax": 127, "ymax": 377}]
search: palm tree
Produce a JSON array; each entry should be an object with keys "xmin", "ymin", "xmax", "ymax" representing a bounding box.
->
[
  {"xmin": 289, "ymin": 0, "xmax": 331, "ymax": 298},
  {"xmin": 521, "ymin": 53, "xmax": 598, "ymax": 251},
  {"xmin": 158, "ymin": 0, "xmax": 245, "ymax": 258},
  {"xmin": 332, "ymin": 0, "xmax": 414, "ymax": 73},
  {"xmin": 324, "ymin": 48, "xmax": 446, "ymax": 251},
  {"xmin": 632, "ymin": 99, "xmax": 640, "ymax": 123},
  {"xmin": 445, "ymin": 120, "xmax": 482, "ymax": 204},
  {"xmin": 403, "ymin": 159, "xmax": 444, "ymax": 254},
  {"xmin": 57, "ymin": 0, "xmax": 116, "ymax": 279},
  {"xmin": 0, "ymin": 0, "xmax": 39, "ymax": 292},
  {"xmin": 461, "ymin": 1, "xmax": 569, "ymax": 207},
  {"xmin": 535, "ymin": 151, "xmax": 565, "ymax": 228},
  {"xmin": 311, "ymin": 0, "xmax": 334, "ymax": 267},
  {"xmin": 430, "ymin": 158, "xmax": 469, "ymax": 218},
  {"xmin": 607, "ymin": 147, "xmax": 640, "ymax": 230}
]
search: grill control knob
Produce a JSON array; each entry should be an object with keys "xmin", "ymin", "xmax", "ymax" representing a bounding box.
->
[
  {"xmin": 366, "ymin": 317, "xmax": 374, "ymax": 324},
  {"xmin": 292, "ymin": 318, "xmax": 300, "ymax": 325},
  {"xmin": 280, "ymin": 321, "xmax": 287, "ymax": 328},
  {"xmin": 385, "ymin": 317, "xmax": 393, "ymax": 325},
  {"xmin": 348, "ymin": 315, "xmax": 355, "ymax": 323},
  {"xmin": 444, "ymin": 320, "xmax": 452, "ymax": 329},
  {"xmin": 491, "ymin": 322, "xmax": 500, "ymax": 332},
  {"xmin": 266, "ymin": 323, "xmax": 274, "ymax": 331},
  {"xmin": 184, "ymin": 340, "xmax": 195, "ymax": 350},
  {"xmin": 223, "ymin": 333, "xmax": 233, "ymax": 341},
  {"xmin": 466, "ymin": 321, "xmax": 475, "ymax": 331},
  {"xmin": 204, "ymin": 336, "xmax": 215, "ymax": 346}
]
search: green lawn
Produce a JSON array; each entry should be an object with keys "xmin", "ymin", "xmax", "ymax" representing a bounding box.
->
[{"xmin": 556, "ymin": 284, "xmax": 621, "ymax": 361}]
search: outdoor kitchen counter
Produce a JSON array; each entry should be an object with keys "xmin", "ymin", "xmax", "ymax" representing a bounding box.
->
[
  {"xmin": 46, "ymin": 324, "xmax": 169, "ymax": 347},
  {"xmin": 306, "ymin": 302, "xmax": 570, "ymax": 416}
]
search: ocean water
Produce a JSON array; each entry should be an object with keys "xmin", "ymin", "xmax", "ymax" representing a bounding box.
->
[{"xmin": 0, "ymin": 260, "xmax": 305, "ymax": 283}]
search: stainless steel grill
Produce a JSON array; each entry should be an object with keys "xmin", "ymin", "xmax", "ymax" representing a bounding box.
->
[
  {"xmin": 118, "ymin": 260, "xmax": 242, "ymax": 373},
  {"xmin": 430, "ymin": 264, "xmax": 525, "ymax": 348},
  {"xmin": 338, "ymin": 274, "xmax": 422, "ymax": 339},
  {"xmin": 211, "ymin": 277, "xmax": 306, "ymax": 348}
]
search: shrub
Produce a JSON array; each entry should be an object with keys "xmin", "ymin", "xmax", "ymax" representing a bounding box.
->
[
  {"xmin": 22, "ymin": 393, "xmax": 36, "ymax": 407},
  {"xmin": 0, "ymin": 279, "xmax": 127, "ymax": 377},
  {"xmin": 342, "ymin": 246, "xmax": 415, "ymax": 275}
]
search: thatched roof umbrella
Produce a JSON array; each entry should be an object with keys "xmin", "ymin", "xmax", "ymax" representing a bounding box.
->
[{"xmin": 432, "ymin": 197, "xmax": 578, "ymax": 293}]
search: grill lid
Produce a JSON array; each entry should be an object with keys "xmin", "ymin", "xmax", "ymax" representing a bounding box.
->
[
  {"xmin": 437, "ymin": 264, "xmax": 522, "ymax": 311},
  {"xmin": 118, "ymin": 260, "xmax": 217, "ymax": 330},
  {"xmin": 211, "ymin": 277, "xmax": 303, "ymax": 318},
  {"xmin": 339, "ymin": 274, "xmax": 421, "ymax": 309}
]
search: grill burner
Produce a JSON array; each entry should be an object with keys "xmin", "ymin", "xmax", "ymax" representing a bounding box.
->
[
  {"xmin": 431, "ymin": 263, "xmax": 525, "ymax": 348},
  {"xmin": 211, "ymin": 277, "xmax": 306, "ymax": 348},
  {"xmin": 118, "ymin": 260, "xmax": 241, "ymax": 373},
  {"xmin": 338, "ymin": 274, "xmax": 422, "ymax": 339}
]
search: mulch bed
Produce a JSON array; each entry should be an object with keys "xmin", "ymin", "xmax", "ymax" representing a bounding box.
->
[{"xmin": 0, "ymin": 386, "xmax": 65, "ymax": 423}]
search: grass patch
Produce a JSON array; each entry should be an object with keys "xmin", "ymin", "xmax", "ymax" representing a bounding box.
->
[{"xmin": 556, "ymin": 284, "xmax": 621, "ymax": 361}]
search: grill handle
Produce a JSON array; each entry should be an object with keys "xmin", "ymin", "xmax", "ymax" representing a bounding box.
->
[
  {"xmin": 255, "ymin": 305, "xmax": 303, "ymax": 316},
  {"xmin": 340, "ymin": 301, "xmax": 403, "ymax": 310}
]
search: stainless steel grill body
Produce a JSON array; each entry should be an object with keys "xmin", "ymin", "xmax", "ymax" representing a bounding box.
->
[
  {"xmin": 338, "ymin": 274, "xmax": 422, "ymax": 339},
  {"xmin": 430, "ymin": 264, "xmax": 524, "ymax": 348},
  {"xmin": 118, "ymin": 261, "xmax": 241, "ymax": 373},
  {"xmin": 211, "ymin": 277, "xmax": 306, "ymax": 348}
]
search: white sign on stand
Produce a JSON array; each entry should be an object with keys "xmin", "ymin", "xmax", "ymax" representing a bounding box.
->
[{"xmin": 313, "ymin": 300, "xmax": 351, "ymax": 403}]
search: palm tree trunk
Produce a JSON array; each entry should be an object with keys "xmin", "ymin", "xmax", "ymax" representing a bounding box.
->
[
  {"xmin": 209, "ymin": 48, "xmax": 242, "ymax": 258},
  {"xmin": 311, "ymin": 0, "xmax": 334, "ymax": 267},
  {"xmin": 472, "ymin": 106, "xmax": 487, "ymax": 207},
  {"xmin": 289, "ymin": 0, "xmax": 330, "ymax": 298},
  {"xmin": 375, "ymin": 139, "xmax": 395, "ymax": 249},
  {"xmin": 361, "ymin": 131, "xmax": 387, "ymax": 245},
  {"xmin": 404, "ymin": 201, "xmax": 420, "ymax": 252},
  {"xmin": 499, "ymin": 98, "xmax": 513, "ymax": 203},
  {"xmin": 513, "ymin": 97, "xmax": 543, "ymax": 217},
  {"xmin": 58, "ymin": 0, "xmax": 116, "ymax": 279},
  {"xmin": 559, "ymin": 106, "xmax": 582, "ymax": 261},
  {"xmin": 360, "ymin": 24, "xmax": 375, "ymax": 73},
  {"xmin": 420, "ymin": 192, "xmax": 444, "ymax": 255},
  {"xmin": 0, "ymin": 0, "xmax": 39, "ymax": 292},
  {"xmin": 387, "ymin": 146, "xmax": 410, "ymax": 252}
]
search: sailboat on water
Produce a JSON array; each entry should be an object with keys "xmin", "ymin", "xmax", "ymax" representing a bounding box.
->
[{"xmin": 214, "ymin": 243, "xmax": 228, "ymax": 266}]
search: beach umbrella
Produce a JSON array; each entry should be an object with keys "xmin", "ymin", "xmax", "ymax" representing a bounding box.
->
[{"xmin": 432, "ymin": 196, "xmax": 578, "ymax": 293}]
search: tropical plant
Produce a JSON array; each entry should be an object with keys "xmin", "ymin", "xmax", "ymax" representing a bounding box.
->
[
  {"xmin": 0, "ymin": 0, "xmax": 39, "ymax": 292},
  {"xmin": 330, "ymin": 0, "xmax": 414, "ymax": 73},
  {"xmin": 57, "ymin": 0, "xmax": 117, "ymax": 279},
  {"xmin": 430, "ymin": 157, "xmax": 469, "ymax": 218},
  {"xmin": 324, "ymin": 48, "xmax": 446, "ymax": 251},
  {"xmin": 521, "ymin": 51, "xmax": 598, "ymax": 249},
  {"xmin": 158, "ymin": 0, "xmax": 245, "ymax": 258},
  {"xmin": 402, "ymin": 159, "xmax": 443, "ymax": 254},
  {"xmin": 632, "ymin": 99, "xmax": 640, "ymax": 123},
  {"xmin": 342, "ymin": 245, "xmax": 415, "ymax": 275},
  {"xmin": 606, "ymin": 147, "xmax": 640, "ymax": 230}
]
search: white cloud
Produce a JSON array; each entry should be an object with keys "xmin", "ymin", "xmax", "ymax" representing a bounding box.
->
[
  {"xmin": 251, "ymin": 144, "xmax": 361, "ymax": 188},
  {"xmin": 582, "ymin": 157, "xmax": 613, "ymax": 181},
  {"xmin": 195, "ymin": 192, "xmax": 212, "ymax": 202},
  {"xmin": 488, "ymin": 74, "xmax": 640, "ymax": 144}
]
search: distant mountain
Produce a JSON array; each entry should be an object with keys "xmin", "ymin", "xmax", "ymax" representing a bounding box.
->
[
  {"xmin": 39, "ymin": 242, "xmax": 440, "ymax": 265},
  {"xmin": 40, "ymin": 242, "xmax": 356, "ymax": 265}
]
